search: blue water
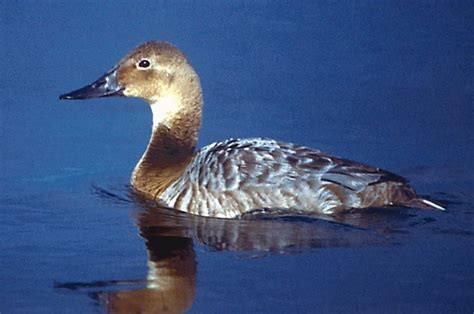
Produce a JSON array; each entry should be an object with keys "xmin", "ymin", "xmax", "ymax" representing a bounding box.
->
[{"xmin": 1, "ymin": 1, "xmax": 473, "ymax": 313}]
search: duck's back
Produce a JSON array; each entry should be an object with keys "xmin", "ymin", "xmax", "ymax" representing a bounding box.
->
[{"xmin": 159, "ymin": 138, "xmax": 429, "ymax": 218}]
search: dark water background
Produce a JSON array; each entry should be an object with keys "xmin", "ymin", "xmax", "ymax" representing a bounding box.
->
[{"xmin": 1, "ymin": 1, "xmax": 473, "ymax": 313}]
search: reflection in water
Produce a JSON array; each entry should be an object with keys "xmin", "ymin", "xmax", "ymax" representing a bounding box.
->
[
  {"xmin": 56, "ymin": 186, "xmax": 430, "ymax": 313},
  {"xmin": 103, "ymin": 235, "xmax": 196, "ymax": 313},
  {"xmin": 137, "ymin": 204, "xmax": 388, "ymax": 254},
  {"xmin": 106, "ymin": 206, "xmax": 388, "ymax": 313}
]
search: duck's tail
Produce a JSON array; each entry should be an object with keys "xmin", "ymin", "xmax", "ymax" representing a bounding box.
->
[
  {"xmin": 407, "ymin": 198, "xmax": 446, "ymax": 211},
  {"xmin": 357, "ymin": 181, "xmax": 446, "ymax": 211}
]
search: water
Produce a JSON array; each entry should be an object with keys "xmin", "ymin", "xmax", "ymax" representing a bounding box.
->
[{"xmin": 1, "ymin": 1, "xmax": 473, "ymax": 313}]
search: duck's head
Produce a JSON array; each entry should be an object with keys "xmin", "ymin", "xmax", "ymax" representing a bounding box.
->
[{"xmin": 60, "ymin": 41, "xmax": 198, "ymax": 104}]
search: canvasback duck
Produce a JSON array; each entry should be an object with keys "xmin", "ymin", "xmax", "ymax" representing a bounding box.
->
[{"xmin": 60, "ymin": 41, "xmax": 444, "ymax": 218}]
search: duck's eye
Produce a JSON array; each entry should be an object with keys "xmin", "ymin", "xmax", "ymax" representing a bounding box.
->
[{"xmin": 138, "ymin": 59, "xmax": 151, "ymax": 69}]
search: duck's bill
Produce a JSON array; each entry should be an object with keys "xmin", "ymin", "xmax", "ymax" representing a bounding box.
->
[{"xmin": 59, "ymin": 67, "xmax": 124, "ymax": 100}]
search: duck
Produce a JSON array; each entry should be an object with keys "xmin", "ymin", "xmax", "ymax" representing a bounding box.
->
[{"xmin": 59, "ymin": 41, "xmax": 444, "ymax": 218}]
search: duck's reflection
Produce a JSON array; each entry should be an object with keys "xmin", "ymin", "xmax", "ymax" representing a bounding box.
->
[
  {"xmin": 56, "ymin": 199, "xmax": 402, "ymax": 313},
  {"xmin": 100, "ymin": 202, "xmax": 393, "ymax": 313},
  {"xmin": 103, "ymin": 234, "xmax": 196, "ymax": 313}
]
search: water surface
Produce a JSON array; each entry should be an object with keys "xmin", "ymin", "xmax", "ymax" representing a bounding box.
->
[{"xmin": 1, "ymin": 1, "xmax": 473, "ymax": 313}]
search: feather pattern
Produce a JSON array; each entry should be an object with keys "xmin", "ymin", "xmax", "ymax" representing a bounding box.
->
[{"xmin": 161, "ymin": 138, "xmax": 416, "ymax": 218}]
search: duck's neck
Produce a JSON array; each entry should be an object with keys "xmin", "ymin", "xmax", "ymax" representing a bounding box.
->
[{"xmin": 131, "ymin": 76, "xmax": 202, "ymax": 198}]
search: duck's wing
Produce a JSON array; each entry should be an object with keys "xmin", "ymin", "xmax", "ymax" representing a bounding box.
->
[
  {"xmin": 192, "ymin": 138, "xmax": 406, "ymax": 192},
  {"xmin": 300, "ymin": 151, "xmax": 408, "ymax": 192}
]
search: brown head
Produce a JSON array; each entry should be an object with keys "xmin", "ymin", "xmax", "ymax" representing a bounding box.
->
[{"xmin": 59, "ymin": 41, "xmax": 202, "ymax": 115}]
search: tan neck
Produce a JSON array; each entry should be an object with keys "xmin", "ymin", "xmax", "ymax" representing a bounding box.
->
[{"xmin": 131, "ymin": 70, "xmax": 202, "ymax": 198}]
